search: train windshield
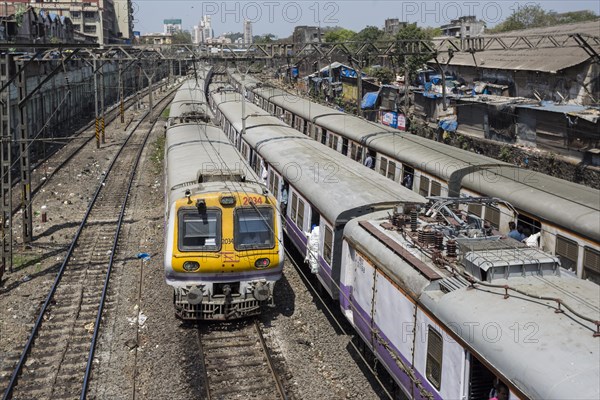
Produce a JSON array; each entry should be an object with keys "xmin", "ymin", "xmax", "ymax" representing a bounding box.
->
[
  {"xmin": 178, "ymin": 209, "xmax": 221, "ymax": 251},
  {"xmin": 234, "ymin": 207, "xmax": 275, "ymax": 250}
]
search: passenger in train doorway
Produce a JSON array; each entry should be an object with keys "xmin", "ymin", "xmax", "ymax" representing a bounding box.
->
[
  {"xmin": 402, "ymin": 173, "xmax": 413, "ymax": 190},
  {"xmin": 507, "ymin": 221, "xmax": 523, "ymax": 241},
  {"xmin": 364, "ymin": 152, "xmax": 375, "ymax": 169},
  {"xmin": 489, "ymin": 381, "xmax": 509, "ymax": 400},
  {"xmin": 305, "ymin": 224, "xmax": 320, "ymax": 274},
  {"xmin": 280, "ymin": 182, "xmax": 289, "ymax": 213}
]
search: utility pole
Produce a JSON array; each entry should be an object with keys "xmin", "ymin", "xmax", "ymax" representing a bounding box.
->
[
  {"xmin": 119, "ymin": 60, "xmax": 124, "ymax": 123},
  {"xmin": 100, "ymin": 62, "xmax": 105, "ymax": 143},
  {"xmin": 1, "ymin": 53, "xmax": 12, "ymax": 278},
  {"xmin": 140, "ymin": 67, "xmax": 155, "ymax": 112},
  {"xmin": 17, "ymin": 61, "xmax": 32, "ymax": 243},
  {"xmin": 93, "ymin": 58, "xmax": 100, "ymax": 148}
]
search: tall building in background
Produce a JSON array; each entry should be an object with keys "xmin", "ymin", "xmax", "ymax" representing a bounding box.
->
[
  {"xmin": 202, "ymin": 15, "xmax": 213, "ymax": 41},
  {"xmin": 163, "ymin": 19, "xmax": 182, "ymax": 35},
  {"xmin": 193, "ymin": 24, "xmax": 202, "ymax": 44},
  {"xmin": 243, "ymin": 20, "xmax": 253, "ymax": 44},
  {"xmin": 113, "ymin": 0, "xmax": 134, "ymax": 43}
]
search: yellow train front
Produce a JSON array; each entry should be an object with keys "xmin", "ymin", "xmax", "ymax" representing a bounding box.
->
[{"xmin": 164, "ymin": 81, "xmax": 283, "ymax": 320}]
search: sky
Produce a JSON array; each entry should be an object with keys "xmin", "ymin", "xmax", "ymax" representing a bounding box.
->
[{"xmin": 132, "ymin": 0, "xmax": 600, "ymax": 37}]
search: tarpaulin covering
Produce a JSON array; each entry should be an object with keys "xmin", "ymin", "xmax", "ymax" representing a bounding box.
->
[
  {"xmin": 439, "ymin": 118, "xmax": 458, "ymax": 132},
  {"xmin": 361, "ymin": 92, "xmax": 379, "ymax": 109}
]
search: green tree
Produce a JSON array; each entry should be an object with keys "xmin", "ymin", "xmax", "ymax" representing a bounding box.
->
[
  {"xmin": 354, "ymin": 26, "xmax": 384, "ymax": 43},
  {"xmin": 171, "ymin": 31, "xmax": 192, "ymax": 44},
  {"xmin": 224, "ymin": 32, "xmax": 244, "ymax": 42},
  {"xmin": 488, "ymin": 5, "xmax": 597, "ymax": 32},
  {"xmin": 253, "ymin": 33, "xmax": 277, "ymax": 43},
  {"xmin": 324, "ymin": 28, "xmax": 356, "ymax": 43},
  {"xmin": 552, "ymin": 10, "xmax": 597, "ymax": 24},
  {"xmin": 364, "ymin": 66, "xmax": 395, "ymax": 84},
  {"xmin": 394, "ymin": 23, "xmax": 433, "ymax": 81}
]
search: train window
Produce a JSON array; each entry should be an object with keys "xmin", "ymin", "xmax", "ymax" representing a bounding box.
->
[
  {"xmin": 350, "ymin": 143, "xmax": 357, "ymax": 160},
  {"xmin": 356, "ymin": 146, "xmax": 363, "ymax": 163},
  {"xmin": 430, "ymin": 181, "xmax": 441, "ymax": 196},
  {"xmin": 556, "ymin": 235, "xmax": 579, "ymax": 271},
  {"xmin": 297, "ymin": 199, "xmax": 305, "ymax": 231},
  {"xmin": 484, "ymin": 206, "xmax": 501, "ymax": 229},
  {"xmin": 387, "ymin": 161, "xmax": 396, "ymax": 181},
  {"xmin": 583, "ymin": 247, "xmax": 600, "ymax": 284},
  {"xmin": 419, "ymin": 176, "xmax": 430, "ymax": 197},
  {"xmin": 329, "ymin": 134, "xmax": 339, "ymax": 151},
  {"xmin": 341, "ymin": 138, "xmax": 348, "ymax": 156},
  {"xmin": 268, "ymin": 103, "xmax": 275, "ymax": 114},
  {"xmin": 426, "ymin": 326, "xmax": 443, "ymax": 390},
  {"xmin": 241, "ymin": 143, "xmax": 249, "ymax": 160},
  {"xmin": 323, "ymin": 225, "xmax": 333, "ymax": 265},
  {"xmin": 276, "ymin": 106, "xmax": 283, "ymax": 116},
  {"xmin": 291, "ymin": 193, "xmax": 298, "ymax": 225},
  {"xmin": 380, "ymin": 157, "xmax": 388, "ymax": 176},
  {"xmin": 468, "ymin": 204, "xmax": 482, "ymax": 217},
  {"xmin": 234, "ymin": 207, "xmax": 275, "ymax": 250},
  {"xmin": 178, "ymin": 209, "xmax": 221, "ymax": 251},
  {"xmin": 320, "ymin": 129, "xmax": 327, "ymax": 145}
]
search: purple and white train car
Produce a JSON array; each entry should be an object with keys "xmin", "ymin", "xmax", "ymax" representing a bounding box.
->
[
  {"xmin": 341, "ymin": 206, "xmax": 600, "ymax": 400},
  {"xmin": 209, "ymin": 77, "xmax": 600, "ymax": 400}
]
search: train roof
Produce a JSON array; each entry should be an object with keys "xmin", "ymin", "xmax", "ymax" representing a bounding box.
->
[
  {"xmin": 231, "ymin": 71, "xmax": 600, "ymax": 242},
  {"xmin": 366, "ymin": 133, "xmax": 600, "ymax": 241},
  {"xmin": 344, "ymin": 211, "xmax": 600, "ymax": 399},
  {"xmin": 423, "ymin": 277, "xmax": 600, "ymax": 400},
  {"xmin": 165, "ymin": 122, "xmax": 260, "ymax": 205},
  {"xmin": 212, "ymin": 91, "xmax": 426, "ymax": 226},
  {"xmin": 169, "ymin": 78, "xmax": 210, "ymax": 119}
]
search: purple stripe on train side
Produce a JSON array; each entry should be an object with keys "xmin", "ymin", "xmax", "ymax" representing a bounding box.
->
[{"xmin": 352, "ymin": 300, "xmax": 442, "ymax": 400}]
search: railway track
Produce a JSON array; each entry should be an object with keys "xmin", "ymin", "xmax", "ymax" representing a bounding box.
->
[
  {"xmin": 11, "ymin": 82, "xmax": 166, "ymax": 217},
  {"xmin": 0, "ymin": 86, "xmax": 175, "ymax": 400},
  {"xmin": 199, "ymin": 320, "xmax": 287, "ymax": 400}
]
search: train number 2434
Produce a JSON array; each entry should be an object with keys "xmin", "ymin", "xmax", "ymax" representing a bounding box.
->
[{"xmin": 243, "ymin": 196, "xmax": 263, "ymax": 205}]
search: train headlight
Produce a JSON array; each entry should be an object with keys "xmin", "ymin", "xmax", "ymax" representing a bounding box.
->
[
  {"xmin": 183, "ymin": 261, "xmax": 200, "ymax": 272},
  {"xmin": 220, "ymin": 195, "xmax": 236, "ymax": 206},
  {"xmin": 254, "ymin": 258, "xmax": 270, "ymax": 269}
]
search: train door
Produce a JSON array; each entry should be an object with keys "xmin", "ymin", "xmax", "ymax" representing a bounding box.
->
[
  {"xmin": 309, "ymin": 206, "xmax": 320, "ymax": 230},
  {"xmin": 402, "ymin": 166, "xmax": 414, "ymax": 190},
  {"xmin": 517, "ymin": 214, "xmax": 541, "ymax": 236},
  {"xmin": 466, "ymin": 353, "xmax": 496, "ymax": 400},
  {"xmin": 268, "ymin": 170, "xmax": 280, "ymax": 200}
]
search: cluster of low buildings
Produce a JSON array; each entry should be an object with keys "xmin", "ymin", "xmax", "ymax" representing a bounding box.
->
[
  {"xmin": 0, "ymin": 1, "xmax": 134, "ymax": 44},
  {"xmin": 300, "ymin": 19, "xmax": 600, "ymax": 165}
]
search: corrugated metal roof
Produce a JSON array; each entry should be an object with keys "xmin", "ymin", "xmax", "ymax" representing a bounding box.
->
[{"xmin": 436, "ymin": 19, "xmax": 600, "ymax": 73}]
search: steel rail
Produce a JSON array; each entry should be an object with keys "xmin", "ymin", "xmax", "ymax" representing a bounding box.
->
[
  {"xmin": 10, "ymin": 82, "xmax": 164, "ymax": 209},
  {"xmin": 1, "ymin": 84, "xmax": 175, "ymax": 400},
  {"xmin": 283, "ymin": 246, "xmax": 394, "ymax": 400},
  {"xmin": 80, "ymin": 86, "xmax": 177, "ymax": 400},
  {"xmin": 253, "ymin": 320, "xmax": 288, "ymax": 400}
]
